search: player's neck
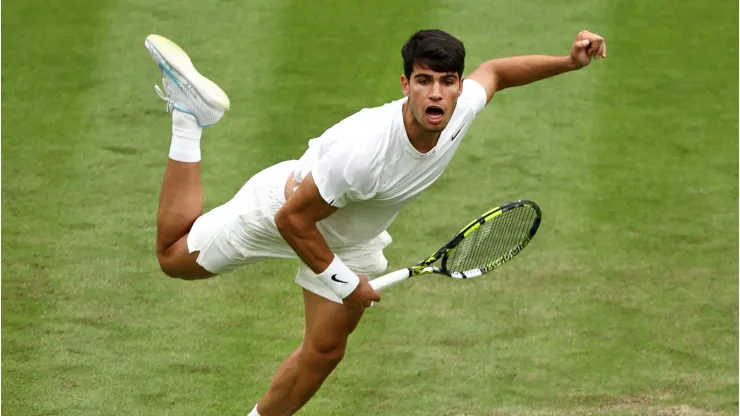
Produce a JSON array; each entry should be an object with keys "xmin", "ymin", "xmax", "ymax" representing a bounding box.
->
[{"xmin": 402, "ymin": 102, "xmax": 441, "ymax": 154}]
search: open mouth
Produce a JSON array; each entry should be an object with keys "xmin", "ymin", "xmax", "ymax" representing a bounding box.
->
[{"xmin": 425, "ymin": 105, "xmax": 445, "ymax": 125}]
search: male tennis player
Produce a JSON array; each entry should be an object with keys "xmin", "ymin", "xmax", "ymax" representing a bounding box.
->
[{"xmin": 146, "ymin": 29, "xmax": 606, "ymax": 415}]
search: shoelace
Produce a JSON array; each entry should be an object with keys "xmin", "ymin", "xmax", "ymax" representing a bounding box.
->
[{"xmin": 154, "ymin": 84, "xmax": 174, "ymax": 113}]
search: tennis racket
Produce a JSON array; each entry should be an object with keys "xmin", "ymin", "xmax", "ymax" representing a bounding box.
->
[{"xmin": 369, "ymin": 200, "xmax": 542, "ymax": 291}]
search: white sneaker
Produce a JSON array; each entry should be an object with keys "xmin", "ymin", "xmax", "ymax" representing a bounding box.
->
[{"xmin": 145, "ymin": 34, "xmax": 230, "ymax": 127}]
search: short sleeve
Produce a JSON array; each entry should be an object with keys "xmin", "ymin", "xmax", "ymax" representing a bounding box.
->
[
  {"xmin": 311, "ymin": 140, "xmax": 380, "ymax": 208},
  {"xmin": 460, "ymin": 79, "xmax": 488, "ymax": 115}
]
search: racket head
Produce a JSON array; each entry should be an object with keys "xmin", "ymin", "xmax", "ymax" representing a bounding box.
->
[{"xmin": 439, "ymin": 200, "xmax": 541, "ymax": 278}]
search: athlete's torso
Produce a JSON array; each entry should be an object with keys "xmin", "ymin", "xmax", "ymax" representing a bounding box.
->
[{"xmin": 291, "ymin": 79, "xmax": 487, "ymax": 247}]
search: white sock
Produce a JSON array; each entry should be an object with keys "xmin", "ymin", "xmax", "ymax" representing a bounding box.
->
[
  {"xmin": 169, "ymin": 110, "xmax": 203, "ymax": 162},
  {"xmin": 247, "ymin": 404, "xmax": 261, "ymax": 416}
]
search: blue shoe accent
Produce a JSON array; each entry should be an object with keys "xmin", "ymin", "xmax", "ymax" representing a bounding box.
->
[
  {"xmin": 158, "ymin": 62, "xmax": 183, "ymax": 91},
  {"xmin": 146, "ymin": 34, "xmax": 228, "ymax": 127}
]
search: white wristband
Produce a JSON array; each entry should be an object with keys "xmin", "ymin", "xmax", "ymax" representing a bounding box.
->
[{"xmin": 316, "ymin": 255, "xmax": 360, "ymax": 299}]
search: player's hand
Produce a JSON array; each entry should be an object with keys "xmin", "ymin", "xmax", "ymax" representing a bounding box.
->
[
  {"xmin": 343, "ymin": 274, "xmax": 381, "ymax": 309},
  {"xmin": 569, "ymin": 30, "xmax": 607, "ymax": 69}
]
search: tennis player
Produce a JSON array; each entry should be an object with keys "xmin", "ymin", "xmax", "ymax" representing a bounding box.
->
[{"xmin": 146, "ymin": 29, "xmax": 606, "ymax": 416}]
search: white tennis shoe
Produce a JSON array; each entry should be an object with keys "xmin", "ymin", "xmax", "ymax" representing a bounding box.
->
[{"xmin": 145, "ymin": 34, "xmax": 230, "ymax": 127}]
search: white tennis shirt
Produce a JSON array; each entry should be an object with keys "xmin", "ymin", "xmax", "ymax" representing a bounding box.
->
[{"xmin": 293, "ymin": 79, "xmax": 488, "ymax": 248}]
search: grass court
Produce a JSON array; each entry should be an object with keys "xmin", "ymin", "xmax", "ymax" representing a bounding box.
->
[{"xmin": 2, "ymin": 0, "xmax": 737, "ymax": 414}]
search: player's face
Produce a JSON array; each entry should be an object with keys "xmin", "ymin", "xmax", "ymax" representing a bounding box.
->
[{"xmin": 401, "ymin": 64, "xmax": 463, "ymax": 133}]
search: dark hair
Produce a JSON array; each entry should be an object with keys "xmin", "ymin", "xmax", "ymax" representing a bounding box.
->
[{"xmin": 401, "ymin": 29, "xmax": 465, "ymax": 79}]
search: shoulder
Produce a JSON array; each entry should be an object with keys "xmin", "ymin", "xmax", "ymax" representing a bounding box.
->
[
  {"xmin": 317, "ymin": 107, "xmax": 394, "ymax": 177},
  {"xmin": 329, "ymin": 100, "xmax": 399, "ymax": 132},
  {"xmin": 321, "ymin": 102, "xmax": 398, "ymax": 160},
  {"xmin": 327, "ymin": 126, "xmax": 386, "ymax": 179},
  {"xmin": 312, "ymin": 122, "xmax": 387, "ymax": 204},
  {"xmin": 442, "ymin": 80, "xmax": 487, "ymax": 140},
  {"xmin": 457, "ymin": 79, "xmax": 488, "ymax": 114}
]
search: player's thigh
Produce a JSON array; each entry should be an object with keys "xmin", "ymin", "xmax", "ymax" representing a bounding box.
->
[
  {"xmin": 186, "ymin": 202, "xmax": 286, "ymax": 275},
  {"xmin": 340, "ymin": 248, "xmax": 389, "ymax": 278},
  {"xmin": 162, "ymin": 161, "xmax": 299, "ymax": 278},
  {"xmin": 302, "ymin": 289, "xmax": 365, "ymax": 352}
]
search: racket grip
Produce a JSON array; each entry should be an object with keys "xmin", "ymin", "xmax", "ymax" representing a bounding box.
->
[{"xmin": 369, "ymin": 268, "xmax": 412, "ymax": 291}]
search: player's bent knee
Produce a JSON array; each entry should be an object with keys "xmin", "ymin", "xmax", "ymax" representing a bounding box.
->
[
  {"xmin": 157, "ymin": 253, "xmax": 214, "ymax": 280},
  {"xmin": 156, "ymin": 237, "xmax": 215, "ymax": 280},
  {"xmin": 157, "ymin": 255, "xmax": 185, "ymax": 278},
  {"xmin": 302, "ymin": 340, "xmax": 347, "ymax": 368}
]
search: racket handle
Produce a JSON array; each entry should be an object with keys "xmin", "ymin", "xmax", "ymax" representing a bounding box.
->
[{"xmin": 369, "ymin": 268, "xmax": 412, "ymax": 291}]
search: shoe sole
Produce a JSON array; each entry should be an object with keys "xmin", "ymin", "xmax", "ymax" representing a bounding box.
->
[{"xmin": 145, "ymin": 34, "xmax": 230, "ymax": 112}]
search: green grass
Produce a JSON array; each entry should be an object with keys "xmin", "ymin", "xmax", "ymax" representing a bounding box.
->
[{"xmin": 2, "ymin": 0, "xmax": 737, "ymax": 415}]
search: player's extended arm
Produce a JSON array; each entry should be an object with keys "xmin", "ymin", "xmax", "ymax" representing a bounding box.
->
[
  {"xmin": 275, "ymin": 173, "xmax": 337, "ymax": 273},
  {"xmin": 468, "ymin": 30, "xmax": 607, "ymax": 103},
  {"xmin": 274, "ymin": 173, "xmax": 380, "ymax": 307}
]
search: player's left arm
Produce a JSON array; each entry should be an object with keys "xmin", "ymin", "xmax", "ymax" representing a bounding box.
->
[{"xmin": 467, "ymin": 30, "xmax": 607, "ymax": 104}]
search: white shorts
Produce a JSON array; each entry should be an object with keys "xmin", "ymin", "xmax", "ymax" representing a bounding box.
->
[{"xmin": 186, "ymin": 160, "xmax": 392, "ymax": 304}]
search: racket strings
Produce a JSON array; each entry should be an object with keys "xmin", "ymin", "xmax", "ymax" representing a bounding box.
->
[{"xmin": 445, "ymin": 205, "xmax": 539, "ymax": 274}]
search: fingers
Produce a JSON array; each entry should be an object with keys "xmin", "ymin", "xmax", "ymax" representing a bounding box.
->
[
  {"xmin": 586, "ymin": 38, "xmax": 601, "ymax": 59},
  {"xmin": 575, "ymin": 38, "xmax": 590, "ymax": 51},
  {"xmin": 577, "ymin": 30, "xmax": 607, "ymax": 60},
  {"xmin": 594, "ymin": 39, "xmax": 606, "ymax": 59},
  {"xmin": 362, "ymin": 294, "xmax": 379, "ymax": 307},
  {"xmin": 358, "ymin": 274, "xmax": 381, "ymax": 306},
  {"xmin": 590, "ymin": 40, "xmax": 601, "ymax": 59},
  {"xmin": 363, "ymin": 294, "xmax": 378, "ymax": 308}
]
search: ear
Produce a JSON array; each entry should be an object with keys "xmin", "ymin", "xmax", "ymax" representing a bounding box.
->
[
  {"xmin": 458, "ymin": 76, "xmax": 464, "ymax": 98},
  {"xmin": 400, "ymin": 74, "xmax": 410, "ymax": 97}
]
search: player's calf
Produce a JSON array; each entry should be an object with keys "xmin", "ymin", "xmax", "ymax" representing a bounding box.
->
[
  {"xmin": 254, "ymin": 290, "xmax": 366, "ymax": 416},
  {"xmin": 256, "ymin": 338, "xmax": 348, "ymax": 416}
]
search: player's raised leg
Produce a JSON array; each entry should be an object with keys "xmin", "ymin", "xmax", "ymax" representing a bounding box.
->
[
  {"xmin": 145, "ymin": 34, "xmax": 230, "ymax": 279},
  {"xmin": 249, "ymin": 289, "xmax": 366, "ymax": 416}
]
